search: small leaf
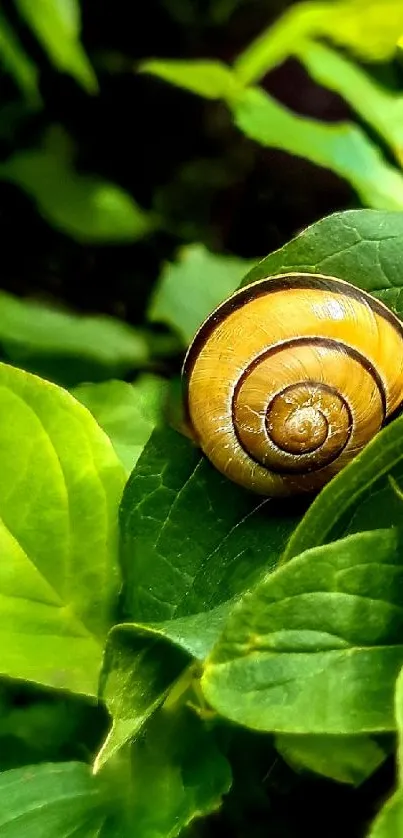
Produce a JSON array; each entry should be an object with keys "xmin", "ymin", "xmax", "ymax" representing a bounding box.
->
[
  {"xmin": 148, "ymin": 244, "xmax": 256, "ymax": 344},
  {"xmin": 125, "ymin": 705, "xmax": 232, "ymax": 838},
  {"xmin": 0, "ymin": 761, "xmax": 124, "ymax": 836},
  {"xmin": 139, "ymin": 59, "xmax": 241, "ymax": 101},
  {"xmin": 0, "ymin": 146, "xmax": 154, "ymax": 243},
  {"xmin": 275, "ymin": 733, "xmax": 387, "ymax": 785},
  {"xmin": 0, "ymin": 12, "xmax": 39, "ymax": 103},
  {"xmin": 298, "ymin": 41, "xmax": 403, "ymax": 164},
  {"xmin": 95, "ymin": 626, "xmax": 189, "ymax": 772},
  {"xmin": 0, "ymin": 290, "xmax": 149, "ymax": 386},
  {"xmin": 73, "ymin": 377, "xmax": 168, "ymax": 474},
  {"xmin": 15, "ymin": 0, "xmax": 97, "ymax": 93},
  {"xmin": 202, "ymin": 529, "xmax": 403, "ymax": 734},
  {"xmin": 231, "ymin": 87, "xmax": 403, "ymax": 211},
  {"xmin": 0, "ymin": 362, "xmax": 125, "ymax": 695}
]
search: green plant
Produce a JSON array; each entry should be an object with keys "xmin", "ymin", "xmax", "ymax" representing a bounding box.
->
[
  {"xmin": 0, "ymin": 207, "xmax": 402, "ymax": 836},
  {"xmin": 140, "ymin": 0, "xmax": 403, "ymax": 211}
]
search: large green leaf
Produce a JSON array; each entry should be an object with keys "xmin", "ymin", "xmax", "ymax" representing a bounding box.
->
[
  {"xmin": 0, "ymin": 761, "xmax": 125, "ymax": 836},
  {"xmin": 97, "ymin": 426, "xmax": 304, "ymax": 763},
  {"xmin": 202, "ymin": 529, "xmax": 403, "ymax": 734},
  {"xmin": 15, "ymin": 0, "xmax": 97, "ymax": 93},
  {"xmin": 0, "ymin": 290, "xmax": 149, "ymax": 386},
  {"xmin": 0, "ymin": 729, "xmax": 227, "ymax": 838},
  {"xmin": 234, "ymin": 0, "xmax": 403, "ymax": 86},
  {"xmin": 120, "ymin": 427, "xmax": 302, "ymax": 623},
  {"xmin": 74, "ymin": 377, "xmax": 167, "ymax": 474},
  {"xmin": 231, "ymin": 87, "xmax": 403, "ymax": 211},
  {"xmin": 240, "ymin": 208, "xmax": 403, "ymax": 315},
  {"xmin": 0, "ymin": 145, "xmax": 154, "ymax": 243},
  {"xmin": 0, "ymin": 362, "xmax": 125, "ymax": 695},
  {"xmin": 0, "ymin": 12, "xmax": 39, "ymax": 103},
  {"xmin": 148, "ymin": 244, "xmax": 256, "ymax": 344}
]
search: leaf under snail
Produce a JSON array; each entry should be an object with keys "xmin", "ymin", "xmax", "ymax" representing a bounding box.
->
[{"xmin": 182, "ymin": 273, "xmax": 403, "ymax": 497}]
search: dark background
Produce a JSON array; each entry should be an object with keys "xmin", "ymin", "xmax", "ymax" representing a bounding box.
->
[{"xmin": 0, "ymin": 0, "xmax": 364, "ymax": 326}]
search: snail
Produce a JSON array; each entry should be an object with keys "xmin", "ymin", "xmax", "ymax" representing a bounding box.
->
[{"xmin": 182, "ymin": 272, "xmax": 403, "ymax": 496}]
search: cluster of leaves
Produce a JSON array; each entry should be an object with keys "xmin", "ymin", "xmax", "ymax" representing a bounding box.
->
[
  {"xmin": 0, "ymin": 207, "xmax": 402, "ymax": 837},
  {"xmin": 2, "ymin": 0, "xmax": 403, "ymax": 249},
  {"xmin": 142, "ymin": 0, "xmax": 403, "ymax": 211}
]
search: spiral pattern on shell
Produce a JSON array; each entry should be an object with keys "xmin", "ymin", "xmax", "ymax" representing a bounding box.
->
[{"xmin": 182, "ymin": 273, "xmax": 403, "ymax": 496}]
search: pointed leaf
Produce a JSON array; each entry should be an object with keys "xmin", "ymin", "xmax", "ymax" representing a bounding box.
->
[
  {"xmin": 74, "ymin": 377, "xmax": 167, "ymax": 474},
  {"xmin": 0, "ymin": 290, "xmax": 149, "ymax": 386},
  {"xmin": 148, "ymin": 244, "xmax": 256, "ymax": 344},
  {"xmin": 202, "ymin": 529, "xmax": 403, "ymax": 734},
  {"xmin": 15, "ymin": 0, "xmax": 97, "ymax": 93},
  {"xmin": 0, "ymin": 362, "xmax": 125, "ymax": 695},
  {"xmin": 231, "ymin": 87, "xmax": 403, "ymax": 211},
  {"xmin": 139, "ymin": 59, "xmax": 241, "ymax": 101},
  {"xmin": 0, "ymin": 147, "xmax": 154, "ymax": 243}
]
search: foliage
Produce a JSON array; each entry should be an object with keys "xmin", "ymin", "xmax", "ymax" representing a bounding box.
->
[
  {"xmin": 141, "ymin": 0, "xmax": 403, "ymax": 210},
  {"xmin": 0, "ymin": 207, "xmax": 399, "ymax": 836},
  {"xmin": 2, "ymin": 0, "xmax": 403, "ymax": 836}
]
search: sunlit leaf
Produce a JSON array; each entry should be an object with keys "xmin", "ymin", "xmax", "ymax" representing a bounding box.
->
[
  {"xmin": 148, "ymin": 244, "xmax": 256, "ymax": 344},
  {"xmin": 15, "ymin": 0, "xmax": 97, "ymax": 93},
  {"xmin": 0, "ymin": 146, "xmax": 154, "ymax": 243},
  {"xmin": 234, "ymin": 0, "xmax": 403, "ymax": 85},
  {"xmin": 232, "ymin": 86, "xmax": 403, "ymax": 210},
  {"xmin": 0, "ymin": 362, "xmax": 125, "ymax": 695},
  {"xmin": 74, "ymin": 376, "xmax": 168, "ymax": 474},
  {"xmin": 139, "ymin": 59, "xmax": 241, "ymax": 101}
]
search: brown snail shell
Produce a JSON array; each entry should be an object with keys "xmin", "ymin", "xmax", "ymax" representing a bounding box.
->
[{"xmin": 182, "ymin": 273, "xmax": 403, "ymax": 496}]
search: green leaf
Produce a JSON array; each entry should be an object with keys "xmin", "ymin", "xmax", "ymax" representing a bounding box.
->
[
  {"xmin": 95, "ymin": 626, "xmax": 190, "ymax": 772},
  {"xmin": 0, "ymin": 720, "xmax": 230, "ymax": 837},
  {"xmin": 139, "ymin": 59, "xmax": 241, "ymax": 101},
  {"xmin": 98, "ymin": 426, "xmax": 303, "ymax": 764},
  {"xmin": 0, "ymin": 290, "xmax": 149, "ymax": 386},
  {"xmin": 0, "ymin": 362, "xmax": 125, "ymax": 695},
  {"xmin": 125, "ymin": 705, "xmax": 231, "ymax": 838},
  {"xmin": 298, "ymin": 41, "xmax": 403, "ymax": 164},
  {"xmin": 240, "ymin": 208, "xmax": 403, "ymax": 315},
  {"xmin": 275, "ymin": 733, "xmax": 386, "ymax": 786},
  {"xmin": 202, "ymin": 529, "xmax": 403, "ymax": 734},
  {"xmin": 15, "ymin": 0, "xmax": 97, "ymax": 93},
  {"xmin": 0, "ymin": 146, "xmax": 154, "ymax": 243},
  {"xmin": 73, "ymin": 377, "xmax": 168, "ymax": 474},
  {"xmin": 148, "ymin": 244, "xmax": 256, "ymax": 344},
  {"xmin": 0, "ymin": 12, "xmax": 39, "ymax": 103},
  {"xmin": 234, "ymin": 0, "xmax": 403, "ymax": 86},
  {"xmin": 231, "ymin": 87, "xmax": 403, "ymax": 211},
  {"xmin": 0, "ymin": 761, "xmax": 125, "ymax": 836},
  {"xmin": 120, "ymin": 426, "xmax": 302, "ymax": 624}
]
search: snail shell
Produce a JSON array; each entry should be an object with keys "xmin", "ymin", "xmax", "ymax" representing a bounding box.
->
[{"xmin": 182, "ymin": 273, "xmax": 403, "ymax": 496}]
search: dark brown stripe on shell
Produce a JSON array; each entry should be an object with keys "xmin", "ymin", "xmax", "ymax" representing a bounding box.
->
[
  {"xmin": 182, "ymin": 274, "xmax": 403, "ymax": 410},
  {"xmin": 230, "ymin": 337, "xmax": 385, "ymax": 476}
]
